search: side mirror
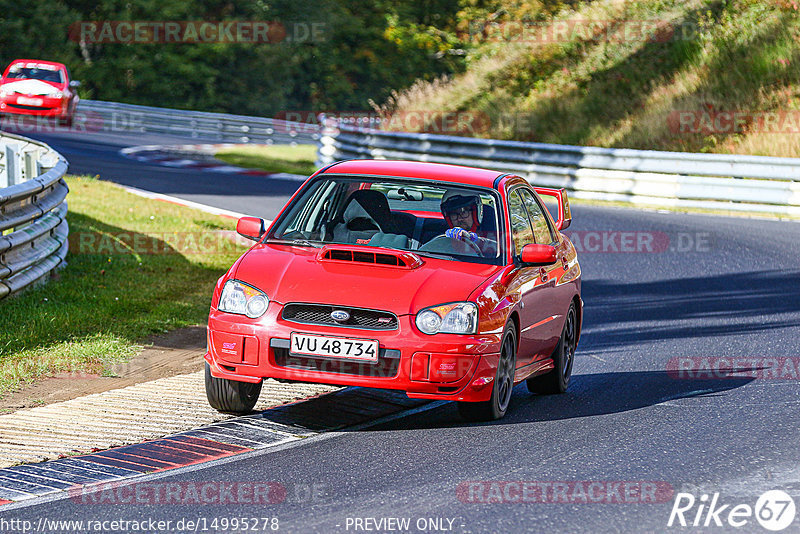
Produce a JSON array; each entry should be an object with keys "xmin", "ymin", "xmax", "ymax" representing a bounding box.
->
[
  {"xmin": 519, "ymin": 244, "xmax": 556, "ymax": 266},
  {"xmin": 69, "ymin": 80, "xmax": 81, "ymax": 88},
  {"xmin": 236, "ymin": 217, "xmax": 266, "ymax": 241}
]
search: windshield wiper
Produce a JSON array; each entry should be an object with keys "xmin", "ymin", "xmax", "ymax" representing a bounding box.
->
[
  {"xmin": 266, "ymin": 238, "xmax": 322, "ymax": 248},
  {"xmin": 413, "ymin": 250, "xmax": 457, "ymax": 261}
]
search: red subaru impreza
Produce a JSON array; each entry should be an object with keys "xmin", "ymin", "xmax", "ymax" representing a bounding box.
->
[{"xmin": 205, "ymin": 160, "xmax": 582, "ymax": 420}]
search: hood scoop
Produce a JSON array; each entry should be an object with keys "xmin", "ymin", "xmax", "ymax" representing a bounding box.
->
[{"xmin": 318, "ymin": 245, "xmax": 423, "ymax": 269}]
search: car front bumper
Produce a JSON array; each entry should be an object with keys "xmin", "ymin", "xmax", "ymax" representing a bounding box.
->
[
  {"xmin": 0, "ymin": 95, "xmax": 69, "ymax": 117},
  {"xmin": 205, "ymin": 303, "xmax": 504, "ymax": 402}
]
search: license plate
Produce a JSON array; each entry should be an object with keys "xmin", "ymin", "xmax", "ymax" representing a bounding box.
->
[
  {"xmin": 290, "ymin": 333, "xmax": 379, "ymax": 362},
  {"xmin": 17, "ymin": 97, "xmax": 43, "ymax": 106}
]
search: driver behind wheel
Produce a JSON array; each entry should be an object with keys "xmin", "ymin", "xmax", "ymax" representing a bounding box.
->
[{"xmin": 440, "ymin": 190, "xmax": 497, "ymax": 256}]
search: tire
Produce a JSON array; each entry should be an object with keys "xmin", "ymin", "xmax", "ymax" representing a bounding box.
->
[
  {"xmin": 204, "ymin": 362, "xmax": 262, "ymax": 414},
  {"xmin": 458, "ymin": 324, "xmax": 516, "ymax": 422},
  {"xmin": 527, "ymin": 302, "xmax": 577, "ymax": 394}
]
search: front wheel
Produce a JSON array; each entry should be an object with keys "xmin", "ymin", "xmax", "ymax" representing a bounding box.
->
[
  {"xmin": 205, "ymin": 362, "xmax": 262, "ymax": 414},
  {"xmin": 458, "ymin": 324, "xmax": 516, "ymax": 421},
  {"xmin": 527, "ymin": 302, "xmax": 577, "ymax": 394}
]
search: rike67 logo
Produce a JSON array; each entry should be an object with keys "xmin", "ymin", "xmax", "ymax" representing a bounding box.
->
[{"xmin": 668, "ymin": 490, "xmax": 796, "ymax": 531}]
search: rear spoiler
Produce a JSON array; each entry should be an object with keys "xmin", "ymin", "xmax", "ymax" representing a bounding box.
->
[{"xmin": 533, "ymin": 187, "xmax": 572, "ymax": 231}]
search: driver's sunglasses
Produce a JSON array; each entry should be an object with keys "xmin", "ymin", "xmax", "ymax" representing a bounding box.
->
[{"xmin": 448, "ymin": 207, "xmax": 472, "ymax": 220}]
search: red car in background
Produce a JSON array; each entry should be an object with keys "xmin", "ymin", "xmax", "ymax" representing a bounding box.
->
[
  {"xmin": 205, "ymin": 160, "xmax": 582, "ymax": 421},
  {"xmin": 0, "ymin": 59, "xmax": 80, "ymax": 126}
]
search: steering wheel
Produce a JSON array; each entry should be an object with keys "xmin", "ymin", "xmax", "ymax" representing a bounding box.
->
[{"xmin": 422, "ymin": 233, "xmax": 483, "ymax": 256}]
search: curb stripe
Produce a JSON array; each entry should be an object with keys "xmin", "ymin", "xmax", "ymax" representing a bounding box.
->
[
  {"xmin": 0, "ymin": 471, "xmax": 73, "ymax": 490},
  {"xmin": 0, "ymin": 487, "xmax": 35, "ymax": 501},
  {"xmin": 117, "ymin": 444, "xmax": 208, "ymax": 465},
  {"xmin": 3, "ymin": 466, "xmax": 102, "ymax": 485},
  {"xmin": 181, "ymin": 429, "xmax": 269, "ymax": 448},
  {"xmin": 164, "ymin": 435, "xmax": 249, "ymax": 454},
  {"xmin": 90, "ymin": 451, "xmax": 177, "ymax": 470},
  {"xmin": 77, "ymin": 455, "xmax": 154, "ymax": 473},
  {"xmin": 59, "ymin": 458, "xmax": 141, "ymax": 477},
  {"xmin": 150, "ymin": 440, "xmax": 232, "ymax": 458},
  {"xmin": 119, "ymin": 144, "xmax": 308, "ymax": 181},
  {"xmin": 0, "ymin": 477, "xmax": 58, "ymax": 501}
]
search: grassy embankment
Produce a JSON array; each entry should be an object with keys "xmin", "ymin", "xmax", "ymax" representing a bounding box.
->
[
  {"xmin": 385, "ymin": 0, "xmax": 800, "ymax": 158},
  {"xmin": 0, "ymin": 176, "xmax": 246, "ymax": 398},
  {"xmin": 214, "ymin": 144, "xmax": 318, "ymax": 176},
  {"xmin": 215, "ymin": 2, "xmax": 800, "ymax": 218}
]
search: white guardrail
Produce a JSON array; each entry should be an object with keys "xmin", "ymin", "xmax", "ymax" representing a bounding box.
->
[
  {"xmin": 78, "ymin": 100, "xmax": 320, "ymax": 145},
  {"xmin": 317, "ymin": 119, "xmax": 800, "ymax": 216},
  {"xmin": 0, "ymin": 132, "xmax": 69, "ymax": 300}
]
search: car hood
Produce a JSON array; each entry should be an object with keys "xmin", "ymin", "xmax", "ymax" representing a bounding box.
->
[
  {"xmin": 0, "ymin": 79, "xmax": 64, "ymax": 95},
  {"xmin": 232, "ymin": 243, "xmax": 501, "ymax": 315}
]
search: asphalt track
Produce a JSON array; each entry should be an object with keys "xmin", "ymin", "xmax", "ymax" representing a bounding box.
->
[
  {"xmin": 23, "ymin": 129, "xmax": 303, "ymax": 219},
  {"xmin": 2, "ymin": 127, "xmax": 800, "ymax": 533}
]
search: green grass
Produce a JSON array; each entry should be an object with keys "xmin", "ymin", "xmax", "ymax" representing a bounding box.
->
[
  {"xmin": 0, "ymin": 176, "xmax": 247, "ymax": 396},
  {"xmin": 215, "ymin": 144, "xmax": 319, "ymax": 176}
]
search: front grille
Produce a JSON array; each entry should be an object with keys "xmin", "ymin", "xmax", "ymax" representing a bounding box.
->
[
  {"xmin": 7, "ymin": 104, "xmax": 53, "ymax": 110},
  {"xmin": 282, "ymin": 303, "xmax": 398, "ymax": 330},
  {"xmin": 273, "ymin": 347, "xmax": 400, "ymax": 378}
]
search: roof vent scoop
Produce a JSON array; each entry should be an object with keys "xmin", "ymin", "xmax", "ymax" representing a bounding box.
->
[{"xmin": 318, "ymin": 245, "xmax": 423, "ymax": 269}]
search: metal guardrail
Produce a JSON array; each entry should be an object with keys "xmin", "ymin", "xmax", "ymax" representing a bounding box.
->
[
  {"xmin": 0, "ymin": 132, "xmax": 69, "ymax": 300},
  {"xmin": 78, "ymin": 100, "xmax": 320, "ymax": 145},
  {"xmin": 317, "ymin": 121, "xmax": 800, "ymax": 216}
]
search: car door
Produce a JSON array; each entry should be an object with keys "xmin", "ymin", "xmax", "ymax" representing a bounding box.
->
[
  {"xmin": 505, "ymin": 185, "xmax": 562, "ymax": 370},
  {"xmin": 518, "ymin": 187, "xmax": 565, "ymax": 352}
]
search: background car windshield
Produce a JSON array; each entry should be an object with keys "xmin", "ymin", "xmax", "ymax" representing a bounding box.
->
[
  {"xmin": 6, "ymin": 65, "xmax": 63, "ymax": 83},
  {"xmin": 269, "ymin": 176, "xmax": 502, "ymax": 264}
]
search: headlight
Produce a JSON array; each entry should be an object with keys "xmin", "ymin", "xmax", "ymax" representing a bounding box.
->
[
  {"xmin": 415, "ymin": 302, "xmax": 478, "ymax": 335},
  {"xmin": 0, "ymin": 89, "xmax": 9, "ymax": 97},
  {"xmin": 49, "ymin": 91, "xmax": 64, "ymax": 99},
  {"xmin": 218, "ymin": 280, "xmax": 269, "ymax": 318}
]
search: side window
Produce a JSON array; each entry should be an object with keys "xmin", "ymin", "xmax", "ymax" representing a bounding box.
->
[
  {"xmin": 519, "ymin": 188, "xmax": 555, "ymax": 244},
  {"xmin": 508, "ymin": 190, "xmax": 534, "ymax": 255}
]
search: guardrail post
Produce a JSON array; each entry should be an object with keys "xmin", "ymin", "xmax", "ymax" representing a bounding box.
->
[
  {"xmin": 315, "ymin": 113, "xmax": 338, "ymax": 168},
  {"xmin": 24, "ymin": 149, "xmax": 41, "ymax": 182},
  {"xmin": 2, "ymin": 144, "xmax": 20, "ymax": 186}
]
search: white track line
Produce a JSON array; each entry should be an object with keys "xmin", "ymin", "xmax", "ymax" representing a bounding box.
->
[{"xmin": 119, "ymin": 184, "xmax": 269, "ymax": 222}]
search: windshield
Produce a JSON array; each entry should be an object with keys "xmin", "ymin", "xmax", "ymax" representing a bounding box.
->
[
  {"xmin": 269, "ymin": 175, "xmax": 504, "ymax": 265},
  {"xmin": 5, "ymin": 63, "xmax": 64, "ymax": 83}
]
